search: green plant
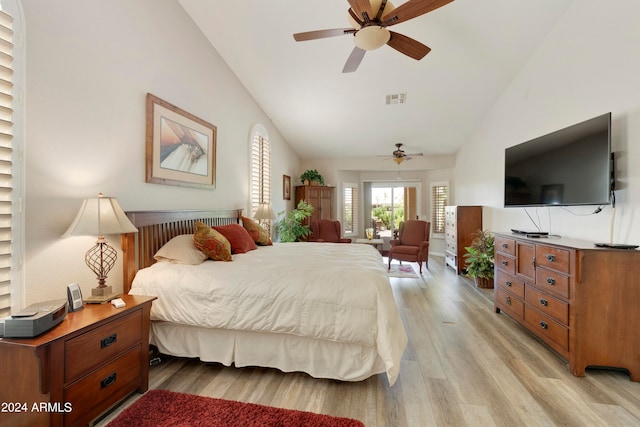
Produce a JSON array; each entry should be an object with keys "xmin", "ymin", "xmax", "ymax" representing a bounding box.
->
[
  {"xmin": 300, "ymin": 169, "xmax": 324, "ymax": 185},
  {"xmin": 277, "ymin": 200, "xmax": 315, "ymax": 242},
  {"xmin": 463, "ymin": 230, "xmax": 495, "ymax": 281}
]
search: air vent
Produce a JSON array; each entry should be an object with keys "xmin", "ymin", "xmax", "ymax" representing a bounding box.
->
[{"xmin": 386, "ymin": 93, "xmax": 407, "ymax": 105}]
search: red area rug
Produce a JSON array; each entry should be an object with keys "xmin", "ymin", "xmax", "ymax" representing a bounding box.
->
[{"xmin": 107, "ymin": 389, "xmax": 365, "ymax": 427}]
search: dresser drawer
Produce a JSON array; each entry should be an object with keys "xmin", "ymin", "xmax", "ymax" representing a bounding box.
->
[
  {"xmin": 495, "ymin": 270, "xmax": 524, "ymax": 299},
  {"xmin": 495, "ymin": 287, "xmax": 524, "ymax": 321},
  {"xmin": 534, "ymin": 267, "xmax": 570, "ymax": 299},
  {"xmin": 495, "ymin": 236, "xmax": 516, "ymax": 256},
  {"xmin": 535, "ymin": 245, "xmax": 570, "ymax": 274},
  {"xmin": 65, "ymin": 310, "xmax": 142, "ymax": 383},
  {"xmin": 495, "ymin": 252, "xmax": 516, "ymax": 275},
  {"xmin": 64, "ymin": 345, "xmax": 142, "ymax": 427},
  {"xmin": 523, "ymin": 306, "xmax": 569, "ymax": 355},
  {"xmin": 525, "ymin": 286, "xmax": 569, "ymax": 325}
]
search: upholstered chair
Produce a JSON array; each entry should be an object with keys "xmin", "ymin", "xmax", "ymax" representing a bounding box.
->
[
  {"xmin": 308, "ymin": 219, "xmax": 352, "ymax": 243},
  {"xmin": 387, "ymin": 220, "xmax": 431, "ymax": 273}
]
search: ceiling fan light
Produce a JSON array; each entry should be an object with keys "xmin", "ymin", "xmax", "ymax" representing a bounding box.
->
[
  {"xmin": 393, "ymin": 157, "xmax": 404, "ymax": 165},
  {"xmin": 354, "ymin": 26, "xmax": 390, "ymax": 50}
]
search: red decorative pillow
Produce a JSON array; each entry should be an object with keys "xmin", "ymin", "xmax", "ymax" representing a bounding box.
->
[
  {"xmin": 193, "ymin": 222, "xmax": 232, "ymax": 261},
  {"xmin": 213, "ymin": 223, "xmax": 258, "ymax": 254},
  {"xmin": 241, "ymin": 216, "xmax": 272, "ymax": 246}
]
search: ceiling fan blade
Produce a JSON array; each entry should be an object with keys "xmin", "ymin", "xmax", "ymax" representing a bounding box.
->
[
  {"xmin": 382, "ymin": 0, "xmax": 454, "ymax": 26},
  {"xmin": 293, "ymin": 28, "xmax": 355, "ymax": 42},
  {"xmin": 347, "ymin": 0, "xmax": 374, "ymax": 21},
  {"xmin": 342, "ymin": 47, "xmax": 366, "ymax": 73},
  {"xmin": 387, "ymin": 31, "xmax": 431, "ymax": 60}
]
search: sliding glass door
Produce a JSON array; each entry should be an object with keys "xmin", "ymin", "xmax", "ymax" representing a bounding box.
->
[{"xmin": 364, "ymin": 182, "xmax": 420, "ymax": 239}]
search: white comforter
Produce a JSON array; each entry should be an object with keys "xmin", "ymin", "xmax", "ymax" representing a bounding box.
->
[{"xmin": 129, "ymin": 242, "xmax": 407, "ymax": 384}]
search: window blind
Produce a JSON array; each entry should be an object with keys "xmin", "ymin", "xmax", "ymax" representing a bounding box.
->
[
  {"xmin": 431, "ymin": 184, "xmax": 448, "ymax": 234},
  {"xmin": 250, "ymin": 132, "xmax": 271, "ymax": 229},
  {"xmin": 343, "ymin": 184, "xmax": 358, "ymax": 235},
  {"xmin": 0, "ymin": 9, "xmax": 12, "ymax": 318}
]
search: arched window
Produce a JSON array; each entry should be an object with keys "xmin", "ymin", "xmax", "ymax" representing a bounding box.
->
[{"xmin": 250, "ymin": 125, "xmax": 272, "ymax": 231}]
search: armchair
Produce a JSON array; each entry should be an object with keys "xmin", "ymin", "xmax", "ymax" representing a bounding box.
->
[
  {"xmin": 308, "ymin": 219, "xmax": 352, "ymax": 243},
  {"xmin": 387, "ymin": 220, "xmax": 430, "ymax": 274}
]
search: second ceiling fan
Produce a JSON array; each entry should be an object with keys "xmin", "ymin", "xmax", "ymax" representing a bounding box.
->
[{"xmin": 293, "ymin": 0, "xmax": 454, "ymax": 73}]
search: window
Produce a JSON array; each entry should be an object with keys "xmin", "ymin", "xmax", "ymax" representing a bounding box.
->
[
  {"xmin": 0, "ymin": 4, "xmax": 16, "ymax": 318},
  {"xmin": 342, "ymin": 183, "xmax": 358, "ymax": 236},
  {"xmin": 431, "ymin": 182, "xmax": 449, "ymax": 235},
  {"xmin": 250, "ymin": 125, "xmax": 271, "ymax": 231}
]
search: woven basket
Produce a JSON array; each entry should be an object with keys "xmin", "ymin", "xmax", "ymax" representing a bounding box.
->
[{"xmin": 474, "ymin": 276, "xmax": 494, "ymax": 289}]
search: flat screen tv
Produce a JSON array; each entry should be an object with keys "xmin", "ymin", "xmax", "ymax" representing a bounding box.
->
[{"xmin": 504, "ymin": 113, "xmax": 612, "ymax": 207}]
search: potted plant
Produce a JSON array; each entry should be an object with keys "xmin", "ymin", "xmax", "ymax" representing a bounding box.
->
[
  {"xmin": 300, "ymin": 169, "xmax": 324, "ymax": 186},
  {"xmin": 277, "ymin": 200, "xmax": 314, "ymax": 242},
  {"xmin": 463, "ymin": 229, "xmax": 495, "ymax": 288}
]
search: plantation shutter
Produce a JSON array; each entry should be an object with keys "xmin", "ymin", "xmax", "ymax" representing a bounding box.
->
[
  {"xmin": 431, "ymin": 184, "xmax": 448, "ymax": 234},
  {"xmin": 0, "ymin": 9, "xmax": 13, "ymax": 318},
  {"xmin": 250, "ymin": 131, "xmax": 271, "ymax": 219},
  {"xmin": 343, "ymin": 184, "xmax": 358, "ymax": 235}
]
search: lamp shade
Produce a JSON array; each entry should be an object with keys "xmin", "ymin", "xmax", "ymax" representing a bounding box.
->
[
  {"xmin": 253, "ymin": 203, "xmax": 276, "ymax": 220},
  {"xmin": 63, "ymin": 193, "xmax": 138, "ymax": 237}
]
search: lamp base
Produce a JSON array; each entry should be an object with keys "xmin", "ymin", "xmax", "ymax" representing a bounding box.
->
[{"xmin": 85, "ymin": 286, "xmax": 120, "ymax": 304}]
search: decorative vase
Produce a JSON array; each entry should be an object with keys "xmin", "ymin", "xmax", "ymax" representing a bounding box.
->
[
  {"xmin": 310, "ymin": 180, "xmax": 319, "ymax": 186},
  {"xmin": 365, "ymin": 228, "xmax": 374, "ymax": 240},
  {"xmin": 303, "ymin": 179, "xmax": 310, "ymax": 185}
]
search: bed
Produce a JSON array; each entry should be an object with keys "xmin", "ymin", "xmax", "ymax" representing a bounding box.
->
[{"xmin": 122, "ymin": 209, "xmax": 408, "ymax": 385}]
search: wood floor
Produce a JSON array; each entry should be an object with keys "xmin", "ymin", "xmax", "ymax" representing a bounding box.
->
[{"xmin": 97, "ymin": 256, "xmax": 640, "ymax": 426}]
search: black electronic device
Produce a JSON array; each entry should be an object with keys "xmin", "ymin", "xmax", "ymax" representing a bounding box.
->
[
  {"xmin": 505, "ymin": 113, "xmax": 612, "ymax": 207},
  {"xmin": 511, "ymin": 229, "xmax": 548, "ymax": 236},
  {"xmin": 2, "ymin": 299, "xmax": 67, "ymax": 338},
  {"xmin": 594, "ymin": 243, "xmax": 639, "ymax": 250}
]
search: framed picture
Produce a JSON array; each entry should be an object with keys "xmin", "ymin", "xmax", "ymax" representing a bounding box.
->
[
  {"xmin": 146, "ymin": 93, "xmax": 216, "ymax": 189},
  {"xmin": 283, "ymin": 175, "xmax": 291, "ymax": 200}
]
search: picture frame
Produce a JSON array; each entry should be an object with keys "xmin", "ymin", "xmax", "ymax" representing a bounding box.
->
[
  {"xmin": 283, "ymin": 175, "xmax": 291, "ymax": 200},
  {"xmin": 146, "ymin": 93, "xmax": 216, "ymax": 189}
]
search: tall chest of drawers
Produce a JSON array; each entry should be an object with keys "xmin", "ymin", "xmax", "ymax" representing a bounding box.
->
[
  {"xmin": 0, "ymin": 294, "xmax": 156, "ymax": 426},
  {"xmin": 493, "ymin": 233, "xmax": 640, "ymax": 381},
  {"xmin": 444, "ymin": 206, "xmax": 483, "ymax": 274}
]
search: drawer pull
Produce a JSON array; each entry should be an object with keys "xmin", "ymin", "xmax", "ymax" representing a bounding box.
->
[
  {"xmin": 100, "ymin": 372, "xmax": 117, "ymax": 389},
  {"xmin": 505, "ymin": 281, "xmax": 512, "ymax": 287},
  {"xmin": 546, "ymin": 277, "xmax": 555, "ymax": 286},
  {"xmin": 539, "ymin": 321, "xmax": 548, "ymax": 329},
  {"xmin": 101, "ymin": 333, "xmax": 117, "ymax": 349},
  {"xmin": 539, "ymin": 298, "xmax": 548, "ymax": 307},
  {"xmin": 546, "ymin": 254, "xmax": 556, "ymax": 262},
  {"xmin": 502, "ymin": 243, "xmax": 508, "ymax": 248},
  {"xmin": 506, "ymin": 296, "xmax": 512, "ymax": 306},
  {"xmin": 502, "ymin": 260, "xmax": 509, "ymax": 266}
]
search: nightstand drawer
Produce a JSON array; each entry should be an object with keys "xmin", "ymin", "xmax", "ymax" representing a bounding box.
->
[
  {"xmin": 64, "ymin": 345, "xmax": 142, "ymax": 427},
  {"xmin": 65, "ymin": 310, "xmax": 142, "ymax": 383}
]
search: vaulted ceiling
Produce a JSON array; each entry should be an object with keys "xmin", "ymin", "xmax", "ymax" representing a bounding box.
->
[{"xmin": 178, "ymin": 0, "xmax": 572, "ymax": 161}]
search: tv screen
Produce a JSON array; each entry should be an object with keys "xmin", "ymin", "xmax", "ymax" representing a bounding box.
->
[{"xmin": 504, "ymin": 113, "xmax": 612, "ymax": 207}]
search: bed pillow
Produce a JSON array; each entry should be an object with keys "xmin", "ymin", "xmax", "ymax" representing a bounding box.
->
[
  {"xmin": 193, "ymin": 222, "xmax": 232, "ymax": 261},
  {"xmin": 213, "ymin": 223, "xmax": 258, "ymax": 254},
  {"xmin": 241, "ymin": 216, "xmax": 273, "ymax": 246},
  {"xmin": 154, "ymin": 234, "xmax": 208, "ymax": 265}
]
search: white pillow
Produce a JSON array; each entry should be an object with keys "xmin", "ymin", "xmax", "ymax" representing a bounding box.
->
[{"xmin": 153, "ymin": 234, "xmax": 207, "ymax": 265}]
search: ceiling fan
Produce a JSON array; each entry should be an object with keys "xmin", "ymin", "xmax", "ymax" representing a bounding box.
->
[
  {"xmin": 387, "ymin": 143, "xmax": 423, "ymax": 164},
  {"xmin": 293, "ymin": 0, "xmax": 454, "ymax": 73}
]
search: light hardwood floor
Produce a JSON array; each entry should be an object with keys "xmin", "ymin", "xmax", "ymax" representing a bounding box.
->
[{"xmin": 98, "ymin": 256, "xmax": 640, "ymax": 426}]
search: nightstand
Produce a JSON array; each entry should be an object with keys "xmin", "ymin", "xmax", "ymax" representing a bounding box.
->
[{"xmin": 0, "ymin": 294, "xmax": 156, "ymax": 427}]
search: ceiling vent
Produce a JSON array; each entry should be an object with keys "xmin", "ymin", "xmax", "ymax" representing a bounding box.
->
[{"xmin": 385, "ymin": 93, "xmax": 407, "ymax": 105}]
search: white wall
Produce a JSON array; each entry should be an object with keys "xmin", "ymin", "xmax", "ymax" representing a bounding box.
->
[
  {"xmin": 22, "ymin": 0, "xmax": 299, "ymax": 305},
  {"xmin": 455, "ymin": 0, "xmax": 640, "ymax": 244}
]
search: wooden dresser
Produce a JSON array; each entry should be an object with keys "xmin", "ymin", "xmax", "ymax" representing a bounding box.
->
[
  {"xmin": 444, "ymin": 205, "xmax": 483, "ymax": 274},
  {"xmin": 0, "ymin": 294, "xmax": 156, "ymax": 427},
  {"xmin": 493, "ymin": 232, "xmax": 640, "ymax": 381},
  {"xmin": 295, "ymin": 185, "xmax": 334, "ymax": 224}
]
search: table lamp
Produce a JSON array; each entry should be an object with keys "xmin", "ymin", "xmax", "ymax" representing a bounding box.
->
[
  {"xmin": 254, "ymin": 203, "xmax": 276, "ymax": 233},
  {"xmin": 63, "ymin": 193, "xmax": 138, "ymax": 303}
]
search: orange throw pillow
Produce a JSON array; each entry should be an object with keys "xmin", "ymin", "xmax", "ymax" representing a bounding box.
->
[
  {"xmin": 241, "ymin": 216, "xmax": 273, "ymax": 246},
  {"xmin": 213, "ymin": 223, "xmax": 258, "ymax": 254},
  {"xmin": 193, "ymin": 222, "xmax": 232, "ymax": 261}
]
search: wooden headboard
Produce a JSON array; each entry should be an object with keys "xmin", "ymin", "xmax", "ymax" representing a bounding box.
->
[{"xmin": 120, "ymin": 209, "xmax": 243, "ymax": 293}]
